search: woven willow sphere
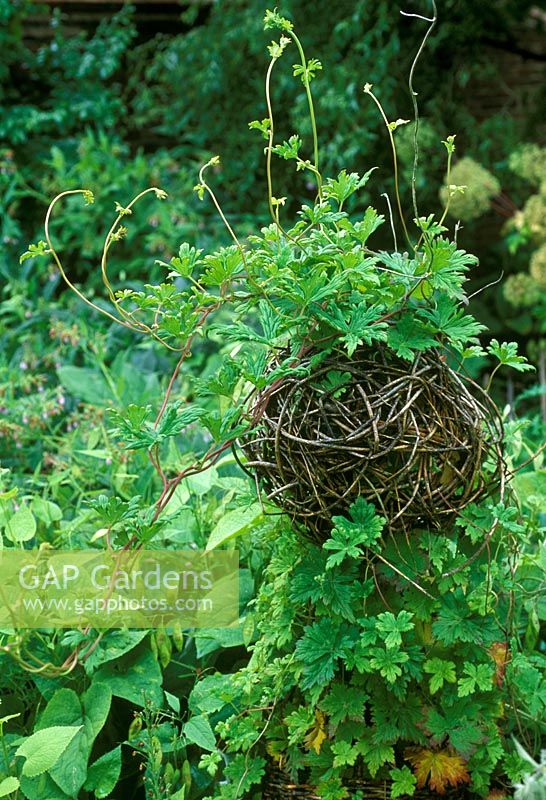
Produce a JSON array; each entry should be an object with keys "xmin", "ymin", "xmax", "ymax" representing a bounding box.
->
[{"xmin": 241, "ymin": 345, "xmax": 504, "ymax": 541}]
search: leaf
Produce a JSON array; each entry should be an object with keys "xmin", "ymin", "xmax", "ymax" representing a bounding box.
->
[
  {"xmin": 293, "ymin": 58, "xmax": 322, "ymax": 83},
  {"xmin": 82, "ymin": 630, "xmax": 148, "ymax": 673},
  {"xmin": 432, "ymin": 591, "xmax": 484, "ymax": 645},
  {"xmin": 5, "ymin": 505, "xmax": 36, "ymax": 542},
  {"xmin": 324, "ymin": 498, "xmax": 385, "ymax": 567},
  {"xmin": 206, "ymin": 502, "xmax": 264, "ymax": 550},
  {"xmin": 405, "ymin": 747, "xmax": 470, "ymax": 794},
  {"xmin": 188, "ymin": 674, "xmax": 234, "ymax": 715},
  {"xmin": 314, "ymin": 304, "xmax": 387, "ymax": 356},
  {"xmin": 184, "ymin": 715, "xmax": 216, "ymax": 751},
  {"xmin": 84, "ymin": 746, "xmax": 122, "ymax": 798},
  {"xmin": 109, "ymin": 401, "xmax": 206, "ymax": 451},
  {"xmin": 35, "ymin": 688, "xmax": 87, "ymax": 795},
  {"xmin": 369, "ymin": 647, "xmax": 409, "ymax": 683},
  {"xmin": 165, "ymin": 242, "xmax": 203, "ymax": 278},
  {"xmin": 295, "ymin": 618, "xmax": 354, "ymax": 689},
  {"xmin": 20, "ymin": 240, "xmax": 51, "ymax": 264},
  {"xmin": 290, "ymin": 551, "xmax": 359, "ymax": 620},
  {"xmin": 31, "ymin": 497, "xmax": 62, "ymax": 524},
  {"xmin": 248, "ymin": 118, "xmax": 271, "ymax": 140},
  {"xmin": 319, "ymin": 683, "xmax": 368, "ymax": 728},
  {"xmin": 358, "ymin": 739, "xmax": 395, "ymax": 777},
  {"xmin": 387, "ymin": 316, "xmax": 436, "ymax": 361},
  {"xmin": 420, "ymin": 295, "xmax": 485, "ymax": 348},
  {"xmin": 376, "ymin": 611, "xmax": 414, "ymax": 649},
  {"xmin": 487, "ymin": 339, "xmax": 534, "ymax": 373},
  {"xmin": 34, "ymin": 682, "xmax": 111, "ymax": 796},
  {"xmin": 57, "ymin": 366, "xmax": 114, "ymax": 406},
  {"xmin": 390, "ymin": 766, "xmax": 417, "ymax": 798},
  {"xmin": 424, "ymin": 658, "xmax": 457, "ymax": 694},
  {"xmin": 425, "ymin": 705, "xmax": 484, "ymax": 756},
  {"xmin": 202, "ymin": 246, "xmax": 243, "ymax": 285},
  {"xmin": 512, "ymin": 470, "xmax": 546, "ymax": 511},
  {"xmin": 341, "ymin": 206, "xmax": 384, "ymax": 245},
  {"xmin": 15, "ymin": 726, "xmax": 82, "ymax": 778},
  {"xmin": 94, "ymin": 647, "xmax": 163, "ymax": 707},
  {"xmin": 332, "ymin": 740, "xmax": 359, "ymax": 767},
  {"xmin": 272, "ymin": 135, "xmax": 302, "ymax": 161},
  {"xmin": 423, "ymin": 238, "xmax": 477, "ymax": 299},
  {"xmin": 323, "ymin": 168, "xmax": 375, "ymax": 206},
  {"xmin": 263, "ymin": 8, "xmax": 293, "ymax": 32},
  {"xmin": 304, "ymin": 711, "xmax": 328, "ymax": 755},
  {"xmin": 83, "ymin": 682, "xmax": 113, "ymax": 741},
  {"xmin": 457, "ymin": 662, "xmax": 493, "ymax": 697},
  {"xmin": 0, "ymin": 777, "xmax": 20, "ymax": 797}
]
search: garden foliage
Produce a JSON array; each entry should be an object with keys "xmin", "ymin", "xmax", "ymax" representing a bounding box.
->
[{"xmin": 0, "ymin": 3, "xmax": 544, "ymax": 799}]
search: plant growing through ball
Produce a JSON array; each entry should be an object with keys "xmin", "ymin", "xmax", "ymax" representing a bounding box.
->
[{"xmin": 18, "ymin": 5, "xmax": 542, "ymax": 799}]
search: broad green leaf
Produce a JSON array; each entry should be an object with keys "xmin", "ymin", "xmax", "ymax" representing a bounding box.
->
[
  {"xmin": 31, "ymin": 498, "xmax": 62, "ymax": 524},
  {"xmin": 83, "ymin": 630, "xmax": 148, "ymax": 673},
  {"xmin": 84, "ymin": 746, "xmax": 122, "ymax": 799},
  {"xmin": 0, "ymin": 777, "xmax": 19, "ymax": 797},
  {"xmin": 184, "ymin": 714, "xmax": 216, "ymax": 751},
  {"xmin": 37, "ymin": 688, "xmax": 81, "ymax": 730},
  {"xmin": 370, "ymin": 647, "xmax": 409, "ymax": 683},
  {"xmin": 513, "ymin": 471, "xmax": 546, "ymax": 511},
  {"xmin": 15, "ymin": 726, "xmax": 81, "ymax": 777},
  {"xmin": 5, "ymin": 505, "xmax": 36, "ymax": 542},
  {"xmin": 57, "ymin": 366, "xmax": 114, "ymax": 406},
  {"xmin": 19, "ymin": 771, "xmax": 70, "ymax": 800},
  {"xmin": 94, "ymin": 647, "xmax": 163, "ymax": 707},
  {"xmin": 188, "ymin": 674, "xmax": 234, "ymax": 715},
  {"xmin": 83, "ymin": 682, "xmax": 112, "ymax": 740},
  {"xmin": 296, "ymin": 619, "xmax": 356, "ymax": 689},
  {"xmin": 37, "ymin": 682, "xmax": 111, "ymax": 797},
  {"xmin": 35, "ymin": 689, "xmax": 87, "ymax": 796},
  {"xmin": 206, "ymin": 502, "xmax": 263, "ymax": 551},
  {"xmin": 457, "ymin": 662, "xmax": 493, "ymax": 697}
]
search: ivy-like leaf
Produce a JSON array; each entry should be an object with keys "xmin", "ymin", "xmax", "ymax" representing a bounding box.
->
[
  {"xmin": 387, "ymin": 316, "xmax": 437, "ymax": 360},
  {"xmin": 272, "ymin": 135, "xmax": 303, "ymax": 161},
  {"xmin": 324, "ymin": 498, "xmax": 385, "ymax": 568},
  {"xmin": 323, "ymin": 168, "xmax": 375, "ymax": 206},
  {"xmin": 420, "ymin": 296, "xmax": 485, "ymax": 349},
  {"xmin": 390, "ymin": 766, "xmax": 417, "ymax": 798},
  {"xmin": 405, "ymin": 747, "xmax": 470, "ymax": 794},
  {"xmin": 487, "ymin": 339, "xmax": 534, "ymax": 372},
  {"xmin": 376, "ymin": 611, "xmax": 415, "ymax": 649},
  {"xmin": 319, "ymin": 683, "xmax": 369, "ymax": 728},
  {"xmin": 424, "ymin": 658, "xmax": 457, "ymax": 694},
  {"xmin": 457, "ymin": 662, "xmax": 493, "ymax": 697},
  {"xmin": 295, "ymin": 619, "xmax": 356, "ymax": 689}
]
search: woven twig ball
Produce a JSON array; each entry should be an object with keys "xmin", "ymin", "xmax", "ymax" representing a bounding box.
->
[{"xmin": 240, "ymin": 345, "xmax": 504, "ymax": 541}]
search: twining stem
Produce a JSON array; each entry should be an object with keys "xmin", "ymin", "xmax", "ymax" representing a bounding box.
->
[
  {"xmin": 265, "ymin": 57, "xmax": 278, "ymax": 223},
  {"xmin": 364, "ymin": 87, "xmax": 411, "ymax": 248},
  {"xmin": 289, "ymin": 30, "xmax": 322, "ymax": 198},
  {"xmin": 405, "ymin": 0, "xmax": 438, "ymax": 221},
  {"xmin": 198, "ymin": 161, "xmax": 248, "ymax": 270},
  {"xmin": 45, "ymin": 191, "xmax": 137, "ymax": 332},
  {"xmin": 438, "ymin": 144, "xmax": 455, "ymax": 228},
  {"xmin": 45, "ymin": 189, "xmax": 183, "ymax": 352},
  {"xmin": 100, "ymin": 188, "xmax": 162, "ymax": 315}
]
